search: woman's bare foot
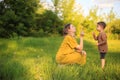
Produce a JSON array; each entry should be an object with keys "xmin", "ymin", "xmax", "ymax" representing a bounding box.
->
[{"xmin": 82, "ymin": 51, "xmax": 86, "ymax": 56}]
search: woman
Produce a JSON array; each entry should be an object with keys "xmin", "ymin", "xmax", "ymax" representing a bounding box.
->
[{"xmin": 56, "ymin": 23, "xmax": 86, "ymax": 65}]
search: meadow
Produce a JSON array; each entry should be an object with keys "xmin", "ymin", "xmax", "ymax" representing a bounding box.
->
[{"xmin": 0, "ymin": 37, "xmax": 120, "ymax": 80}]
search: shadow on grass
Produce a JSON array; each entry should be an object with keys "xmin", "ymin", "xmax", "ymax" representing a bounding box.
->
[
  {"xmin": 0, "ymin": 40, "xmax": 29, "ymax": 80},
  {"xmin": 0, "ymin": 58, "xmax": 29, "ymax": 80}
]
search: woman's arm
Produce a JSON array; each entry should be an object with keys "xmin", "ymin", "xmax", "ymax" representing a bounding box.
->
[{"xmin": 75, "ymin": 34, "xmax": 84, "ymax": 52}]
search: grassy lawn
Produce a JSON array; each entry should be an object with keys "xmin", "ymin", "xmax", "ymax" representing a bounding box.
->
[{"xmin": 0, "ymin": 37, "xmax": 120, "ymax": 80}]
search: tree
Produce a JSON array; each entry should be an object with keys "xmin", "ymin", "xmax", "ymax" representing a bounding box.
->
[
  {"xmin": 105, "ymin": 8, "xmax": 116, "ymax": 34},
  {"xmin": 81, "ymin": 7, "xmax": 105, "ymax": 33},
  {"xmin": 36, "ymin": 10, "xmax": 63, "ymax": 36},
  {"xmin": 51, "ymin": 0, "xmax": 84, "ymax": 36},
  {"xmin": 51, "ymin": 0, "xmax": 60, "ymax": 14},
  {"xmin": 0, "ymin": 0, "xmax": 39, "ymax": 38},
  {"xmin": 110, "ymin": 19, "xmax": 120, "ymax": 39}
]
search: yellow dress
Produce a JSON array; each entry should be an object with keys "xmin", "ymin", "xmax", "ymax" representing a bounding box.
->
[{"xmin": 56, "ymin": 35, "xmax": 86, "ymax": 65}]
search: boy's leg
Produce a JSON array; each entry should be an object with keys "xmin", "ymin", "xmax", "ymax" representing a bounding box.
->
[
  {"xmin": 100, "ymin": 53, "xmax": 106, "ymax": 69},
  {"xmin": 101, "ymin": 59, "xmax": 105, "ymax": 69}
]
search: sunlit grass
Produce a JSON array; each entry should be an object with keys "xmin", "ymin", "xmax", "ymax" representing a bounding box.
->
[{"xmin": 0, "ymin": 37, "xmax": 120, "ymax": 80}]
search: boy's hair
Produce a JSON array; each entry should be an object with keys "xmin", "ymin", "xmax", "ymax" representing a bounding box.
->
[
  {"xmin": 63, "ymin": 23, "xmax": 71, "ymax": 36},
  {"xmin": 97, "ymin": 21, "xmax": 106, "ymax": 29}
]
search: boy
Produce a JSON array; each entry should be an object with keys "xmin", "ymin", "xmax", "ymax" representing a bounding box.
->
[{"xmin": 93, "ymin": 21, "xmax": 108, "ymax": 69}]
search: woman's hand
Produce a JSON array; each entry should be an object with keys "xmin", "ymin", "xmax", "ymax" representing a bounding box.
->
[
  {"xmin": 75, "ymin": 45, "xmax": 82, "ymax": 51},
  {"xmin": 76, "ymin": 49, "xmax": 82, "ymax": 53},
  {"xmin": 80, "ymin": 31, "xmax": 84, "ymax": 37},
  {"xmin": 92, "ymin": 32, "xmax": 95, "ymax": 36}
]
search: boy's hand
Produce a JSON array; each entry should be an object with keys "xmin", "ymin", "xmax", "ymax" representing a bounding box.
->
[
  {"xmin": 93, "ymin": 32, "xmax": 98, "ymax": 40},
  {"xmin": 96, "ymin": 43, "xmax": 99, "ymax": 46}
]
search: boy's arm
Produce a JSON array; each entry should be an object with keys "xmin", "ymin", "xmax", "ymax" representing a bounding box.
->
[
  {"xmin": 93, "ymin": 32, "xmax": 98, "ymax": 40},
  {"xmin": 98, "ymin": 33, "xmax": 107, "ymax": 46}
]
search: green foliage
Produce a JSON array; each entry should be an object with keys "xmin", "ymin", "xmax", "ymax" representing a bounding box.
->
[
  {"xmin": 105, "ymin": 9, "xmax": 120, "ymax": 39},
  {"xmin": 51, "ymin": 0, "xmax": 84, "ymax": 36},
  {"xmin": 82, "ymin": 7, "xmax": 99, "ymax": 32},
  {"xmin": 109, "ymin": 19, "xmax": 120, "ymax": 39},
  {"xmin": 0, "ymin": 0, "xmax": 39, "ymax": 38},
  {"xmin": 0, "ymin": 0, "xmax": 120, "ymax": 39},
  {"xmin": 36, "ymin": 10, "xmax": 63, "ymax": 36},
  {"xmin": 111, "ymin": 19, "xmax": 120, "ymax": 34},
  {"xmin": 51, "ymin": 0, "xmax": 60, "ymax": 14}
]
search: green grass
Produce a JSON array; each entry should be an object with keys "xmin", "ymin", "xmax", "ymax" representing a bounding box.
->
[{"xmin": 0, "ymin": 37, "xmax": 120, "ymax": 80}]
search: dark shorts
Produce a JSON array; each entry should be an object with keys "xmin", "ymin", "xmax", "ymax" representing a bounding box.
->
[{"xmin": 100, "ymin": 52, "xmax": 106, "ymax": 59}]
